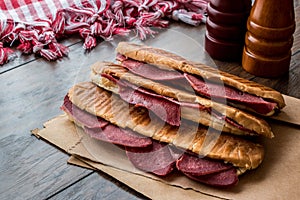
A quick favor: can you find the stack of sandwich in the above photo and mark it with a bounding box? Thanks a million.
[61,42,285,187]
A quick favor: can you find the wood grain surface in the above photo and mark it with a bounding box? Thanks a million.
[0,3,299,199]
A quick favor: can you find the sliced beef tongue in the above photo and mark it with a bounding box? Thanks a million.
[184,73,277,115]
[183,168,239,187]
[84,125,152,148]
[176,153,233,176]
[62,95,109,129]
[117,54,184,81]
[103,74,181,126]
[177,153,238,187]
[125,141,176,176]
[119,86,181,126]
[62,95,152,148]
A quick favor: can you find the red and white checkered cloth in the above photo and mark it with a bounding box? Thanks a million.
[0,0,209,65]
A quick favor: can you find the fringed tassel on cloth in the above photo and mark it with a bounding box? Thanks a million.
[0,42,15,65]
[0,0,209,65]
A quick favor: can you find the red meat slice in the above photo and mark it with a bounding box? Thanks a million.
[117,54,184,80]
[176,153,233,176]
[102,74,181,126]
[61,95,109,129]
[62,95,152,148]
[119,86,181,126]
[184,73,277,115]
[84,126,152,148]
[126,141,176,176]
[183,168,239,187]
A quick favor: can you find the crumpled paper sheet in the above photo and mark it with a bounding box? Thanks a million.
[33,114,300,200]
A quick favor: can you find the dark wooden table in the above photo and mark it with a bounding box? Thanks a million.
[1,3,299,199]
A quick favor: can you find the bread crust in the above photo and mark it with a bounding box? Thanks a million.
[67,82,264,170]
[91,61,274,138]
[116,42,285,109]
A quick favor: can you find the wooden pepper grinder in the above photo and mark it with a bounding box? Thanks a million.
[204,0,252,61]
[242,0,295,77]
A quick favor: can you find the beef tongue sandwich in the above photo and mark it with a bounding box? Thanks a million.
[115,42,285,117]
[62,82,265,187]
[91,61,273,138]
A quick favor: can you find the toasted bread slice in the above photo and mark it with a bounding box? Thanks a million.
[90,61,273,138]
[67,82,264,170]
[116,42,285,110]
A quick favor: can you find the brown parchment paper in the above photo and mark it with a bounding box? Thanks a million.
[67,156,219,200]
[34,114,300,200]
[272,95,300,126]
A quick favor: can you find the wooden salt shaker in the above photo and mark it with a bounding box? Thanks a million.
[242,0,295,77]
[204,0,252,61]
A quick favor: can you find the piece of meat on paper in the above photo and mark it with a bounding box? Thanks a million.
[126,141,176,176]
[183,168,238,187]
[176,153,233,176]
